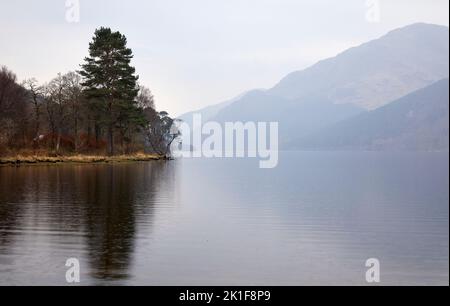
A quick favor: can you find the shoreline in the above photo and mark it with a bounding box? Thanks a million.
[0,153,166,167]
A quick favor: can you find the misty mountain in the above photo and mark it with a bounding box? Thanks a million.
[178,91,255,128]
[290,79,449,151]
[270,23,449,110]
[213,90,365,144]
[179,23,449,150]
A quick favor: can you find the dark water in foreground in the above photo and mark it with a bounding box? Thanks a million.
[0,152,448,286]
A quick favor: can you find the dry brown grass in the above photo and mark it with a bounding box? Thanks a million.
[0,153,163,166]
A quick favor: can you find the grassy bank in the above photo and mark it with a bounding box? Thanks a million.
[0,153,165,166]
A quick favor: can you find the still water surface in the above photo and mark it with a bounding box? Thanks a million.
[0,152,448,285]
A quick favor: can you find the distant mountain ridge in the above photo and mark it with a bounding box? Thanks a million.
[213,90,366,145]
[179,23,449,151]
[178,90,265,129]
[270,23,449,110]
[290,79,449,151]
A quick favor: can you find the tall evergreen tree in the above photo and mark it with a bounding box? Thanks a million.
[80,27,142,155]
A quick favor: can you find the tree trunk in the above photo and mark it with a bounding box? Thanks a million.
[108,125,114,156]
[73,113,78,152]
[56,132,61,154]
[34,104,40,141]
[95,122,100,149]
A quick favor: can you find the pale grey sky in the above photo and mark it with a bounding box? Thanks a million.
[0,0,448,116]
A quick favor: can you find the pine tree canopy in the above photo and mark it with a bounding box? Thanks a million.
[79,27,146,155]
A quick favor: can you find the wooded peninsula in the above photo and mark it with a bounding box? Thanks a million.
[0,27,178,164]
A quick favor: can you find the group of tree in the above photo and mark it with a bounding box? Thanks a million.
[0,27,178,157]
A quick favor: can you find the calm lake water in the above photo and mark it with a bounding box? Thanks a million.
[0,152,448,286]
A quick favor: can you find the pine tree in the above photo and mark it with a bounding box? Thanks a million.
[80,27,142,155]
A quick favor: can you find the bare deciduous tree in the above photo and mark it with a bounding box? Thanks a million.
[23,78,44,143]
[0,66,28,151]
[136,86,155,110]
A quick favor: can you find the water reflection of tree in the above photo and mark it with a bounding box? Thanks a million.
[0,168,28,248]
[79,162,173,281]
[0,161,177,284]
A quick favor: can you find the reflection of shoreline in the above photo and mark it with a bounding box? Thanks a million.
[0,162,178,284]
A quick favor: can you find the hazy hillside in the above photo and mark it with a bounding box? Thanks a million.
[178,91,250,125]
[213,90,365,144]
[179,23,449,150]
[177,91,256,151]
[291,79,449,151]
[270,23,449,110]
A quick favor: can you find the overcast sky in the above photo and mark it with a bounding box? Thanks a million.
[0,0,448,116]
